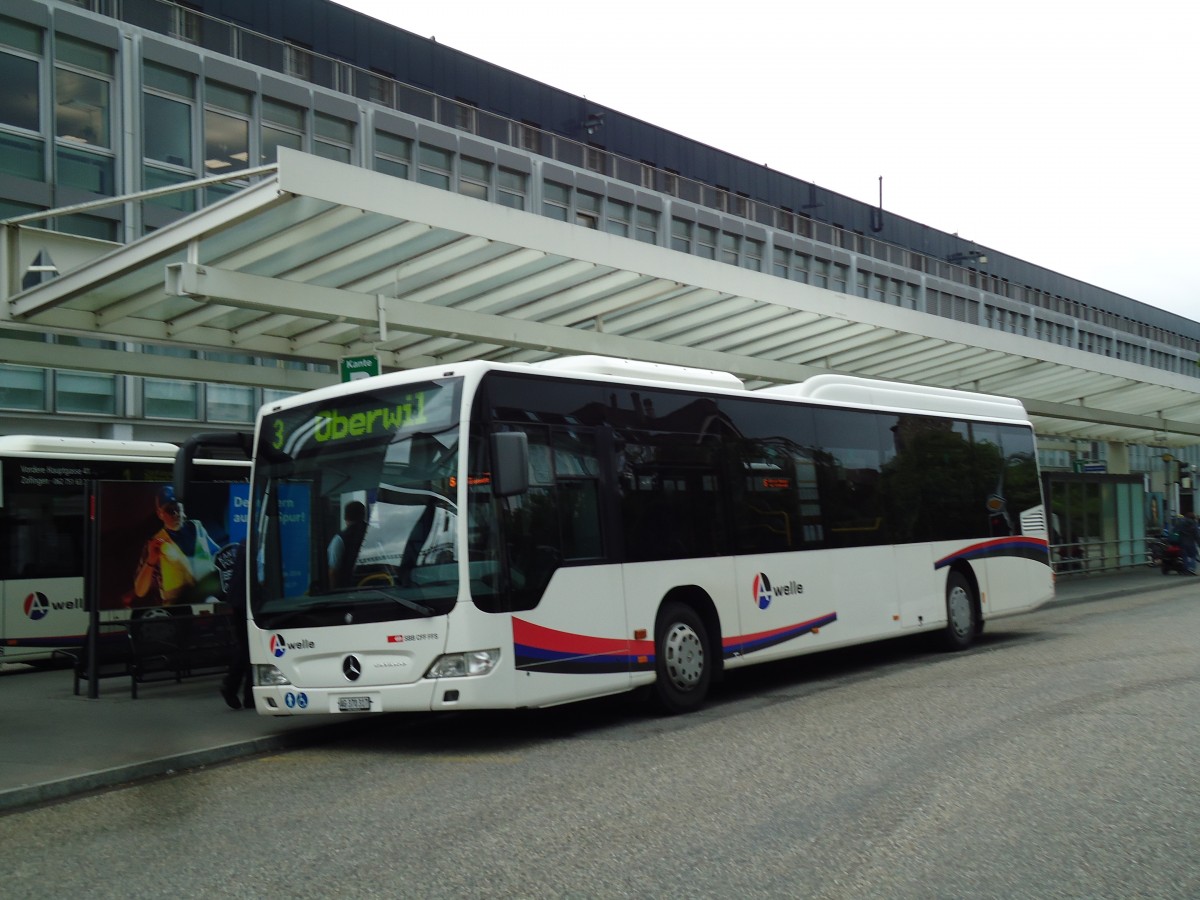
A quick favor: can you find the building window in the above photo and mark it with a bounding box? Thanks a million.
[812,257,829,288]
[542,181,569,221]
[374,130,411,178]
[576,190,601,229]
[55,36,110,147]
[635,207,658,244]
[831,262,849,293]
[719,231,739,265]
[56,370,117,415]
[145,378,199,420]
[263,387,297,406]
[204,81,251,174]
[605,199,631,236]
[459,156,490,200]
[144,62,192,151]
[743,237,763,271]
[417,143,452,189]
[0,12,43,66]
[0,132,44,181]
[206,384,255,422]
[54,35,113,194]
[143,62,194,210]
[314,112,354,163]
[791,252,810,283]
[143,166,196,213]
[696,224,717,259]
[144,92,193,168]
[773,246,790,278]
[57,144,114,195]
[671,217,691,253]
[497,167,526,210]
[261,98,304,164]
[0,365,46,410]
[58,212,117,240]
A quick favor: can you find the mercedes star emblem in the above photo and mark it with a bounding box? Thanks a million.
[343,655,362,681]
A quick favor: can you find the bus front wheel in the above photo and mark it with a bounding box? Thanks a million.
[652,602,711,714]
[941,571,977,651]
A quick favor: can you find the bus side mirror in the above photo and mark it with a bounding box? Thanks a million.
[491,432,529,497]
[174,430,253,504]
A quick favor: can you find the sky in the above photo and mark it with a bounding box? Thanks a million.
[332,0,1199,321]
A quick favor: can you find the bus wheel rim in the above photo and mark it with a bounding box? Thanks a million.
[948,584,972,636]
[664,622,704,690]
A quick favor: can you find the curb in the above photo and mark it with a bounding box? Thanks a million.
[1048,570,1196,608]
[0,723,345,815]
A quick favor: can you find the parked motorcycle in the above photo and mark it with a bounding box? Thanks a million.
[1161,539,1187,574]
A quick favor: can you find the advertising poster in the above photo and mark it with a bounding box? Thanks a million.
[1146,491,1165,535]
[96,481,248,611]
[270,482,312,600]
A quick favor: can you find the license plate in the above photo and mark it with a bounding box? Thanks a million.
[337,696,372,712]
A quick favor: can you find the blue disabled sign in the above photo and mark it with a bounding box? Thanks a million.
[340,354,380,382]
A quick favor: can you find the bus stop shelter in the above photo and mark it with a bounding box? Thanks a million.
[5,148,1200,450]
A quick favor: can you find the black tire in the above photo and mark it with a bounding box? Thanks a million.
[651,601,711,714]
[941,570,977,651]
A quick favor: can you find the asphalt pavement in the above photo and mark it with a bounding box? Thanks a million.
[0,567,1188,814]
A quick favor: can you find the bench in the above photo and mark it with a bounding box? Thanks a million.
[73,612,237,699]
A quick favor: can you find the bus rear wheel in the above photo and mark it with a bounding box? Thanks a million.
[652,602,711,714]
[941,571,977,651]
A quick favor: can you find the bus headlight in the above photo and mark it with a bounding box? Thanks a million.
[254,664,292,686]
[425,649,501,679]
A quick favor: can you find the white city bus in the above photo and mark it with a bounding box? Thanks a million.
[0,435,245,665]
[213,355,1053,716]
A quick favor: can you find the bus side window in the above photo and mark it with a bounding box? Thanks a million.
[552,429,603,560]
[619,431,725,561]
[812,407,888,548]
[1,489,84,579]
[733,440,798,554]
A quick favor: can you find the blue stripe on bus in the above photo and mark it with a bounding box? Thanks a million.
[934,536,1051,569]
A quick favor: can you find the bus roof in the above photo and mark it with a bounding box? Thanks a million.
[256,355,1029,426]
[531,355,746,391]
[757,373,1029,422]
[0,435,179,460]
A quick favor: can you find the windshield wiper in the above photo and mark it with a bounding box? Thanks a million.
[349,586,436,617]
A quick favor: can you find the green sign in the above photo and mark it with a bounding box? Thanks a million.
[340,354,380,382]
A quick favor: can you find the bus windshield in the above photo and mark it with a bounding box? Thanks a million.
[251,378,462,629]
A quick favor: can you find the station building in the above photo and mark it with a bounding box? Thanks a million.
[3,0,1200,571]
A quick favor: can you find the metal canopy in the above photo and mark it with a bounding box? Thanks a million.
[6,148,1200,447]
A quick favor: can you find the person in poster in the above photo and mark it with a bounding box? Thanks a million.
[133,485,221,604]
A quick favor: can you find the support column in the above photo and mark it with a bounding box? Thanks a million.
[1105,442,1130,475]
